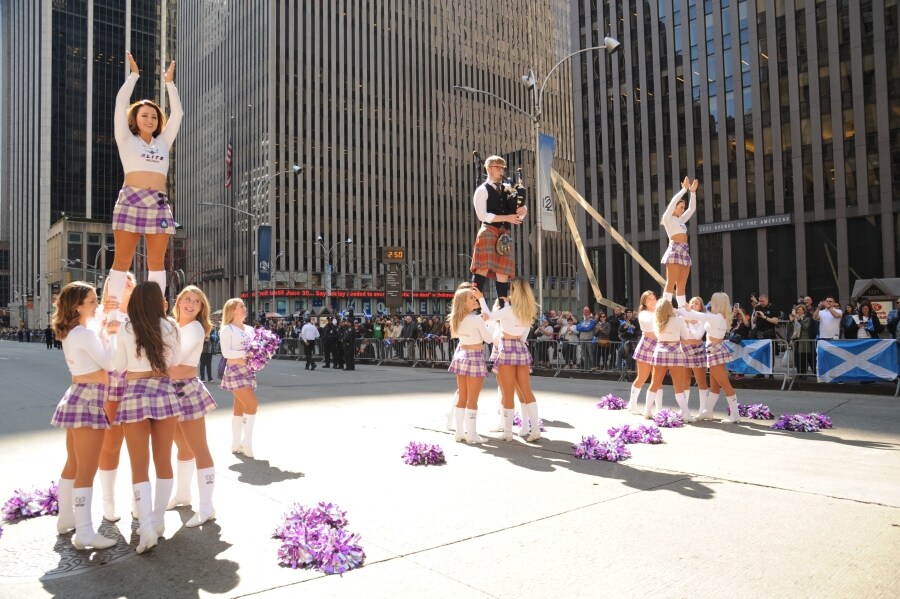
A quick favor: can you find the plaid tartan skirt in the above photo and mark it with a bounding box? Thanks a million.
[649,341,687,368]
[471,225,515,280]
[707,341,731,367]
[221,363,257,391]
[661,240,692,267]
[114,377,181,424]
[493,338,533,367]
[51,383,111,430]
[448,347,488,378]
[107,370,127,402]
[632,336,657,363]
[112,185,176,235]
[682,342,707,369]
[172,377,218,421]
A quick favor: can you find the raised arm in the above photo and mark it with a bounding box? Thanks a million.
[114,53,141,144]
[662,180,689,222]
[156,61,182,148]
[681,179,698,222]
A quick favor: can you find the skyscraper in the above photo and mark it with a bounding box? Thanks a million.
[175,1,578,316]
[574,0,899,310]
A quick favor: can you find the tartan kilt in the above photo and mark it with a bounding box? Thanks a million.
[51,383,111,430]
[494,338,533,367]
[632,336,657,363]
[112,185,176,235]
[649,341,687,367]
[172,377,218,421]
[706,342,731,367]
[107,370,127,402]
[448,347,488,378]
[661,240,692,267]
[114,377,181,424]
[221,363,257,391]
[471,225,515,280]
[682,342,708,369]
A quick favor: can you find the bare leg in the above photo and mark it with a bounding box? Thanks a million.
[177,418,213,470]
[72,428,106,487]
[111,230,141,271]
[122,420,152,484]
[144,234,170,271]
[149,417,177,479]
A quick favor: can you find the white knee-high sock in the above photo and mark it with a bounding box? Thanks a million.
[628,384,641,411]
[662,291,673,302]
[168,459,194,508]
[231,416,243,451]
[676,295,687,308]
[242,414,256,454]
[643,390,657,417]
[152,478,173,531]
[148,270,166,294]
[195,467,215,515]
[98,469,119,521]
[57,478,75,533]
[454,407,465,441]
[107,269,128,322]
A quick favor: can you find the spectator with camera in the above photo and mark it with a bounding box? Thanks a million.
[843,299,884,339]
[616,308,641,371]
[575,306,597,370]
[813,295,842,340]
[749,293,779,339]
[789,304,814,375]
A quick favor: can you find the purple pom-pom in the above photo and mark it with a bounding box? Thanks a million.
[2,488,43,521]
[512,412,546,431]
[572,435,631,462]
[735,403,774,420]
[771,412,834,432]
[652,409,684,428]
[401,441,446,466]
[275,501,365,573]
[596,394,628,410]
[811,413,833,429]
[243,328,281,372]
[35,481,59,516]
[607,424,664,444]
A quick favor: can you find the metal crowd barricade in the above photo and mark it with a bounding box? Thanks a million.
[276,338,303,361]
[416,336,453,368]
[783,338,817,391]
[354,338,379,364]
[529,339,560,371]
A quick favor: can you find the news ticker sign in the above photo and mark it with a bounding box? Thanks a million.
[698,213,792,234]
[240,289,455,300]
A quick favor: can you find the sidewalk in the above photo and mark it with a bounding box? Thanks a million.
[0,342,898,598]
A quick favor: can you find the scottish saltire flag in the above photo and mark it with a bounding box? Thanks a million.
[816,339,898,383]
[724,340,773,375]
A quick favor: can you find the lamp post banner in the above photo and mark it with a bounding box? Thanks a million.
[538,133,558,231]
[257,225,272,282]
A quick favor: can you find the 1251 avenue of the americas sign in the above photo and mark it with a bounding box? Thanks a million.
[698,214,792,235]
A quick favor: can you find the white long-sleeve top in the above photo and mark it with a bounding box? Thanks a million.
[115,73,183,176]
[220,323,254,359]
[176,320,205,367]
[661,187,696,239]
[113,318,181,372]
[678,309,729,338]
[654,314,690,342]
[684,318,706,341]
[454,310,495,345]
[62,326,115,376]
[637,310,655,336]
[480,298,531,341]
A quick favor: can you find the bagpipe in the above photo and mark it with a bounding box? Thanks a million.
[496,167,527,256]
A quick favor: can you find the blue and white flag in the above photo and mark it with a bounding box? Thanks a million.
[725,339,773,375]
[816,339,898,383]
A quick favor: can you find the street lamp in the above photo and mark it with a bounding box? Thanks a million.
[270,250,284,310]
[562,261,578,312]
[202,163,301,320]
[315,235,353,312]
[453,37,621,310]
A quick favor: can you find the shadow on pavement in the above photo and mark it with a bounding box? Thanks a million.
[228,455,305,486]
[716,419,900,451]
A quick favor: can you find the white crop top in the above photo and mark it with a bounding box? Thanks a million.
[679,309,728,339]
[637,310,655,336]
[654,314,690,342]
[661,188,696,239]
[480,299,531,340]
[454,312,495,345]
[177,321,205,367]
[113,318,181,372]
[115,74,183,176]
[62,326,115,376]
[685,318,706,341]
[220,324,253,359]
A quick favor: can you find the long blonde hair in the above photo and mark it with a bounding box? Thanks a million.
[173,285,213,338]
[690,296,706,312]
[708,292,732,322]
[655,298,675,333]
[508,279,538,327]
[639,290,657,313]
[449,287,473,338]
[220,298,244,331]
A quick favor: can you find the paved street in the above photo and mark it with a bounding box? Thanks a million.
[0,340,898,599]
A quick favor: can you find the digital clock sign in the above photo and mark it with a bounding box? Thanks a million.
[381,247,406,263]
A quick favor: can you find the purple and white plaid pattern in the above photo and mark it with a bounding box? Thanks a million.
[114,377,181,424]
[112,185,176,235]
[682,342,707,368]
[706,341,731,367]
[221,363,257,391]
[649,341,687,367]
[107,370,127,402]
[172,377,218,421]
[448,347,488,378]
[632,336,657,363]
[51,383,110,430]
[660,241,692,266]
[493,338,533,367]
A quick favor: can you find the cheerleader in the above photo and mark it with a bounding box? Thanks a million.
[647,299,693,422]
[680,296,711,419]
[483,279,540,442]
[660,177,698,308]
[448,285,494,444]
[678,292,740,422]
[51,282,119,550]
[113,282,182,554]
[219,298,259,458]
[166,286,218,526]
[96,272,136,523]
[628,291,658,416]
